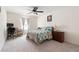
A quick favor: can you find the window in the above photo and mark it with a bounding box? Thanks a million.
[21,17,28,31]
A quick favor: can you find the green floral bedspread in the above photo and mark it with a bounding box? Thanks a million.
[27,27,53,44]
[36,30,52,43]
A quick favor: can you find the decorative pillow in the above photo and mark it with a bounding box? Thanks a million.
[37,27,42,29]
[46,27,52,32]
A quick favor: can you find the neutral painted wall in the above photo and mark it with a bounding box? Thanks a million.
[7,12,22,29]
[0,7,7,50]
[38,13,54,27]
[38,7,79,45]
[28,15,38,30]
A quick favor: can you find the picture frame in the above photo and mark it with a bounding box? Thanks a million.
[47,15,52,22]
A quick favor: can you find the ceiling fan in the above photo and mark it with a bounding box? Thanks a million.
[27,7,44,15]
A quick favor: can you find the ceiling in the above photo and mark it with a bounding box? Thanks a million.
[5,6,66,15]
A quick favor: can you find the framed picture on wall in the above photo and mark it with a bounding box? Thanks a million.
[47,15,52,22]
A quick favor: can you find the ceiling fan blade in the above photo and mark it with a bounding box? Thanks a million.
[36,11,44,13]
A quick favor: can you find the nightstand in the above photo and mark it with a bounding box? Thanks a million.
[52,31,64,43]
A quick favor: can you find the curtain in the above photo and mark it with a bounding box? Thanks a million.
[21,17,28,31]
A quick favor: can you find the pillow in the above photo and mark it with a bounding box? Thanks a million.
[46,27,52,32]
[40,27,46,31]
[37,27,42,29]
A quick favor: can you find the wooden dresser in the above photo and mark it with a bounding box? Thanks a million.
[52,31,64,43]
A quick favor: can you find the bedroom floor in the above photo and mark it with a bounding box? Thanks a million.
[1,35,79,52]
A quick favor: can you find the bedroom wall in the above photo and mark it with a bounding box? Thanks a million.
[0,7,7,50]
[38,13,54,27]
[7,12,22,29]
[28,15,38,30]
[38,7,79,46]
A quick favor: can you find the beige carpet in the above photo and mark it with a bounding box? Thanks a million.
[1,35,79,52]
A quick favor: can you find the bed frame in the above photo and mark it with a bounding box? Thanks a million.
[27,27,64,43]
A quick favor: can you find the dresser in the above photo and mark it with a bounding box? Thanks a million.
[52,31,64,43]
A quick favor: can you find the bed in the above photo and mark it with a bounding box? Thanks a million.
[27,27,54,44]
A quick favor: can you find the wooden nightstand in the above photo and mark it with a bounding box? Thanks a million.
[52,31,64,43]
